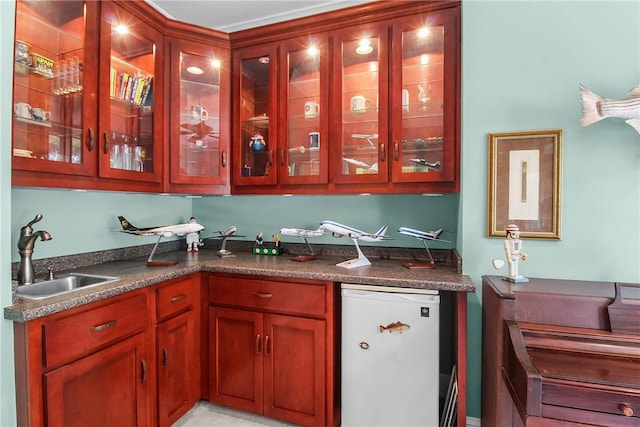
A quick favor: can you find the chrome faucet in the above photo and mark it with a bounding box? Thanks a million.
[17,214,52,285]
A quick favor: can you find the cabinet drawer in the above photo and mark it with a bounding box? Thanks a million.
[157,276,198,320]
[43,293,147,368]
[210,276,326,318]
[543,382,640,423]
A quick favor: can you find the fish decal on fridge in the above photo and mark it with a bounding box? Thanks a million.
[579,84,640,134]
[379,321,411,333]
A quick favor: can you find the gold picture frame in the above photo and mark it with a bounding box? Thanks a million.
[487,129,562,239]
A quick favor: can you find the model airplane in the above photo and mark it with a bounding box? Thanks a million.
[409,159,441,171]
[279,227,324,261]
[210,226,245,257]
[342,157,378,173]
[397,226,449,269]
[319,220,390,268]
[118,216,205,266]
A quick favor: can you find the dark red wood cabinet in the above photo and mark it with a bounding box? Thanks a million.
[482,275,640,426]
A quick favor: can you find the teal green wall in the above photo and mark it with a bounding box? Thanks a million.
[460,0,640,419]
[2,1,639,424]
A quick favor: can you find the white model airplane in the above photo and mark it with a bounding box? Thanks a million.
[210,226,245,257]
[409,159,441,171]
[279,227,324,261]
[319,220,390,268]
[397,226,449,269]
[118,216,205,266]
[397,227,449,242]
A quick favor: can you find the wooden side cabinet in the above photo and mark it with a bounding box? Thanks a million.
[13,290,151,427]
[208,274,337,427]
[155,274,201,427]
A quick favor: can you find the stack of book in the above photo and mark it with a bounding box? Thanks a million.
[110,68,153,106]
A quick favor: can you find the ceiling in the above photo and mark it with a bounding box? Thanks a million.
[148,0,374,32]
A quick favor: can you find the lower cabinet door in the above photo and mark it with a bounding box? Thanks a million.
[264,314,326,427]
[43,333,150,427]
[157,309,198,427]
[209,307,264,413]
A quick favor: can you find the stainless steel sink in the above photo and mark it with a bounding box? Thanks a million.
[16,273,120,300]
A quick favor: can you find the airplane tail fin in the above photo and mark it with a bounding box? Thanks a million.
[118,216,139,232]
[433,228,443,238]
[374,225,388,238]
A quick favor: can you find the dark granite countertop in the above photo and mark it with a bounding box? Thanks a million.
[5,246,475,323]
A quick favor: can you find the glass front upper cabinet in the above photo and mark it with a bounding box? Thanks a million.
[390,11,456,184]
[169,40,228,189]
[279,38,328,185]
[332,26,389,184]
[234,45,278,185]
[12,0,98,175]
[98,2,162,183]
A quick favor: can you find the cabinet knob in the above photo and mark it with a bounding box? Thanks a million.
[619,403,634,417]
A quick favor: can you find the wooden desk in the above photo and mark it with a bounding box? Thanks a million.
[481,275,639,426]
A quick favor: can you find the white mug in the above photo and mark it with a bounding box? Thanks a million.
[304,101,320,119]
[14,102,31,119]
[309,132,320,149]
[350,95,371,112]
[31,108,51,122]
[191,105,208,122]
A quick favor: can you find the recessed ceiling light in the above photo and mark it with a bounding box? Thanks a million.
[211,59,221,68]
[114,24,129,35]
[356,39,373,55]
[258,57,270,64]
[186,66,204,75]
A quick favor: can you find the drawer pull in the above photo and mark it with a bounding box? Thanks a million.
[161,347,169,368]
[170,293,186,303]
[256,334,261,354]
[90,320,116,332]
[619,403,634,417]
[141,359,147,383]
[255,292,273,299]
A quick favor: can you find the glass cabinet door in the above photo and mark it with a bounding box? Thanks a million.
[234,45,278,186]
[332,26,389,184]
[390,10,456,183]
[12,0,97,175]
[98,2,162,183]
[170,40,228,187]
[279,38,328,185]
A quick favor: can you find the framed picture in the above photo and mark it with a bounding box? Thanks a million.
[487,129,562,239]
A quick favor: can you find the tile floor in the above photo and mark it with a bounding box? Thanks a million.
[172,401,299,427]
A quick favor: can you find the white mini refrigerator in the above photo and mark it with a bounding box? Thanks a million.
[341,284,440,427]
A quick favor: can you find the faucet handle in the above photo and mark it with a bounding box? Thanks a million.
[26,214,44,228]
[46,267,56,281]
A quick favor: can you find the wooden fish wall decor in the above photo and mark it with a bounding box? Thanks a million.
[580,84,640,134]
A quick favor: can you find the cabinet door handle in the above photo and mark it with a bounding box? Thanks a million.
[103,132,110,154]
[141,358,147,383]
[161,347,169,368]
[268,149,274,166]
[394,141,399,161]
[88,128,95,152]
[221,151,227,167]
[280,149,285,166]
[619,403,634,417]
[255,292,272,299]
[264,335,270,356]
[170,293,186,303]
[256,334,261,354]
[89,319,116,332]
[380,143,385,162]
